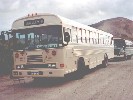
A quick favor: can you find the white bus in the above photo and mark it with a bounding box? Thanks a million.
[114,38,133,60]
[11,13,114,79]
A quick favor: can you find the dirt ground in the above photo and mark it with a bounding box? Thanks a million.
[0,58,133,100]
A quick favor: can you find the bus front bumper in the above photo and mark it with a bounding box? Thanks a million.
[12,69,65,78]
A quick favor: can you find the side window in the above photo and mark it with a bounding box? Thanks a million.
[77,28,82,43]
[71,27,77,43]
[88,31,90,43]
[79,29,82,43]
[76,27,78,43]
[98,33,99,44]
[90,31,93,44]
[94,32,97,44]
[103,36,105,44]
[107,36,110,45]
[81,29,83,43]
[85,30,87,43]
[86,30,90,43]
[92,32,95,44]
[96,33,98,44]
[99,34,103,45]
[82,29,86,43]
[70,29,72,42]
[105,35,108,45]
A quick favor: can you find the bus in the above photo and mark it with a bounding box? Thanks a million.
[10,13,114,79]
[114,38,133,60]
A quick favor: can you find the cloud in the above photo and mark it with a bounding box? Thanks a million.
[0,0,133,31]
[0,0,21,12]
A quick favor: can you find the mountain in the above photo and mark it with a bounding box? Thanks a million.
[90,17,133,40]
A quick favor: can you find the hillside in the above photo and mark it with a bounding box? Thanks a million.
[90,17,133,40]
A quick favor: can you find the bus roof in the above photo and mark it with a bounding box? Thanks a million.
[12,13,112,36]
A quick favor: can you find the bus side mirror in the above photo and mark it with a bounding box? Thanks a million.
[111,37,113,40]
[64,32,70,43]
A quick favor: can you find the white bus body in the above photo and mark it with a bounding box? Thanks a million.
[11,13,114,79]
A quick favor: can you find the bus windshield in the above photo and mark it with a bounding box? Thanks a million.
[114,39,126,48]
[13,25,63,50]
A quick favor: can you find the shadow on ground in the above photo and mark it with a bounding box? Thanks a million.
[15,65,104,88]
[109,57,126,62]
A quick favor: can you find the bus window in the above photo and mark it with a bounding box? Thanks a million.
[85,30,87,43]
[78,29,82,43]
[90,31,93,44]
[95,32,98,44]
[88,31,90,43]
[72,27,78,43]
[80,29,83,43]
[15,33,26,49]
[13,25,62,50]
[98,33,99,44]
[93,32,95,44]
[82,29,86,43]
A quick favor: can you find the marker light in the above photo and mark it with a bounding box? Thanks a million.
[20,51,24,56]
[60,64,64,68]
[52,50,56,56]
[15,53,19,58]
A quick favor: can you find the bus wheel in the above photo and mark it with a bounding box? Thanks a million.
[102,55,108,68]
[127,55,132,60]
[76,58,86,79]
[124,53,127,60]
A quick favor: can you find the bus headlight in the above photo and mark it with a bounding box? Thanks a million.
[48,63,56,68]
[16,65,24,69]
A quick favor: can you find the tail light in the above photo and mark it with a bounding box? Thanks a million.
[52,50,56,56]
[15,53,19,58]
[45,49,49,53]
[60,64,64,68]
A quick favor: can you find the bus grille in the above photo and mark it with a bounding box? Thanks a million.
[27,55,43,62]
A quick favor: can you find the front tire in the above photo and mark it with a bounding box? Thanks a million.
[75,58,86,79]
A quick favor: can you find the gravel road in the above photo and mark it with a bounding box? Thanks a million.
[0,58,133,100]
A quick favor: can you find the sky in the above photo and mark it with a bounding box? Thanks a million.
[0,0,133,32]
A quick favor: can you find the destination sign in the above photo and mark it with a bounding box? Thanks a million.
[24,18,44,26]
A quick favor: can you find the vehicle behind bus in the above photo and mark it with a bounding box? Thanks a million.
[114,38,133,60]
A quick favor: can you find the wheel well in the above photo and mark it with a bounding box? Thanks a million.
[77,57,85,68]
[78,57,84,61]
[104,53,108,59]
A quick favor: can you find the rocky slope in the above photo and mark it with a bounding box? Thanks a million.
[90,17,133,40]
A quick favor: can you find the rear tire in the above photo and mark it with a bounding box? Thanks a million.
[127,55,132,60]
[124,53,127,60]
[102,55,108,68]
